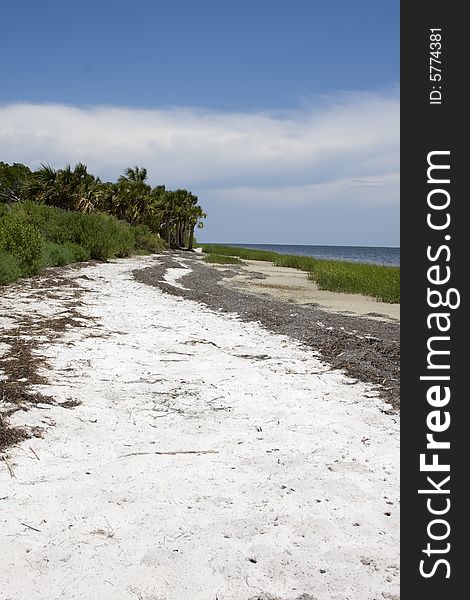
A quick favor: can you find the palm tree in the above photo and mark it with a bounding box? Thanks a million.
[118,166,148,184]
[62,163,98,212]
[28,163,99,212]
[158,188,205,249]
[115,166,154,224]
[158,190,179,245]
[187,205,206,250]
[27,164,59,206]
[20,161,206,249]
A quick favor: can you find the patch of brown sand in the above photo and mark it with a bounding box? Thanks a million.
[217,259,400,322]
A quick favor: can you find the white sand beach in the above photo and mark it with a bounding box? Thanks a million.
[0,256,399,600]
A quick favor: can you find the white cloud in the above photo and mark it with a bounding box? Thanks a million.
[204,171,399,207]
[0,91,399,244]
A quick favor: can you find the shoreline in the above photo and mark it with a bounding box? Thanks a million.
[0,253,399,599]
[200,244,400,305]
[135,251,400,409]
[213,258,400,322]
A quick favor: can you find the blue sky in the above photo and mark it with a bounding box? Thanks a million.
[0,0,399,245]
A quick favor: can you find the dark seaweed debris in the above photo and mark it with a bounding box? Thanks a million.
[134,252,400,410]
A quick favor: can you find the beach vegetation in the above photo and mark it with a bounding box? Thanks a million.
[203,253,242,265]
[200,244,278,262]
[307,260,400,304]
[0,160,207,284]
[0,202,165,284]
[200,244,400,303]
[0,252,22,284]
[1,161,206,252]
[0,216,43,275]
[0,161,32,203]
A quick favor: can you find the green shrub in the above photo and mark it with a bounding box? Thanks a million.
[0,252,23,284]
[12,201,71,244]
[6,202,138,260]
[132,224,166,253]
[0,201,165,285]
[0,218,43,275]
[63,242,90,262]
[47,210,134,260]
[41,242,76,267]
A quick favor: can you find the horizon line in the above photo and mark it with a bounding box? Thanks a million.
[202,242,400,249]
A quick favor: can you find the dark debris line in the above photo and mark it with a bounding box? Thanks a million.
[1,253,399,452]
[0,272,88,452]
[133,252,400,410]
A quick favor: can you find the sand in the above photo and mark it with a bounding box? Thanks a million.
[217,260,400,322]
[135,253,400,409]
[0,256,399,600]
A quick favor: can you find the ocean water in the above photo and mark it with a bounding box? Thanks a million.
[226,244,400,266]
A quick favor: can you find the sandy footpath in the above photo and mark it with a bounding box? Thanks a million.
[0,256,399,600]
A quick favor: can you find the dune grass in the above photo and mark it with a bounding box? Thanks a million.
[201,244,278,262]
[200,244,400,303]
[203,253,242,265]
[307,260,400,303]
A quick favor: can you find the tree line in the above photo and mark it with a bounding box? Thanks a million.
[0,161,206,250]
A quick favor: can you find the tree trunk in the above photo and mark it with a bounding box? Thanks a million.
[188,227,195,251]
[175,222,181,248]
[165,222,171,245]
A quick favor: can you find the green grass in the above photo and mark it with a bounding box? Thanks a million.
[0,202,166,285]
[200,244,278,262]
[308,260,400,303]
[272,253,319,272]
[200,244,400,303]
[203,253,242,265]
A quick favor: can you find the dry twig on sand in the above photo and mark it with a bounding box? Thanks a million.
[119,449,219,458]
[20,522,41,533]
[2,456,16,478]
[29,446,40,460]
